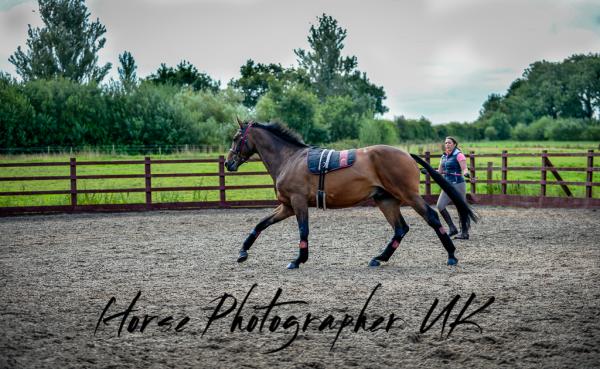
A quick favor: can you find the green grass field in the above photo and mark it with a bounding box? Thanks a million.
[1,141,598,207]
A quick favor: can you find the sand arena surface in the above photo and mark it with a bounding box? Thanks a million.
[1,206,599,368]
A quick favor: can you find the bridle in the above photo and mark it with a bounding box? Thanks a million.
[230,122,253,162]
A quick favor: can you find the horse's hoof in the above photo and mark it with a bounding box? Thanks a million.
[287,262,299,269]
[369,259,381,267]
[447,257,458,266]
[237,250,248,263]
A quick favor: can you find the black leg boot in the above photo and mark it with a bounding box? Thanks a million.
[454,230,469,240]
[439,208,458,237]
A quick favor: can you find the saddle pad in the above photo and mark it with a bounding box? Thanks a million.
[307,148,357,174]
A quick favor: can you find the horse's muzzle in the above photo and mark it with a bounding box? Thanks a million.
[225,160,238,172]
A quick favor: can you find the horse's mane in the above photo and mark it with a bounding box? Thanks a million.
[252,121,308,148]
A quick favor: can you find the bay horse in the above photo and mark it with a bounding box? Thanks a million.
[225,120,477,269]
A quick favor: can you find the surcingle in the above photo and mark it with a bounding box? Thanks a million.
[307,148,357,210]
[307,148,357,174]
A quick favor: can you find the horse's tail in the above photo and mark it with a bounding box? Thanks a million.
[410,153,478,232]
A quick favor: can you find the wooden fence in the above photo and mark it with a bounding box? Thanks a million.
[421,150,599,208]
[0,150,599,215]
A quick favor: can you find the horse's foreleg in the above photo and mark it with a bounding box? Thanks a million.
[410,196,458,266]
[238,204,293,262]
[369,196,410,267]
[287,198,309,269]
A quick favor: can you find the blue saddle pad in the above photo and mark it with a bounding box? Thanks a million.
[307,148,357,174]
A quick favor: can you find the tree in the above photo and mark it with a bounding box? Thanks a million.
[481,112,511,140]
[118,51,137,92]
[316,95,361,141]
[255,83,325,144]
[294,14,387,114]
[9,0,111,83]
[565,54,600,119]
[516,60,583,120]
[0,73,35,147]
[479,93,505,119]
[229,59,310,108]
[147,61,220,93]
[343,70,387,115]
[294,14,357,101]
[395,116,436,141]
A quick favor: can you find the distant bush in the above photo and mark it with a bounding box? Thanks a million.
[543,118,586,140]
[0,75,35,147]
[582,122,600,140]
[511,123,530,140]
[316,95,362,142]
[359,118,397,146]
[0,78,248,148]
[255,83,327,144]
[526,116,553,140]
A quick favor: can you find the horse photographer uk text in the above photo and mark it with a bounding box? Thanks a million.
[94,283,495,352]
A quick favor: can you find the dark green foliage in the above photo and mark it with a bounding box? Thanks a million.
[255,83,325,144]
[0,78,246,148]
[359,118,398,146]
[118,51,137,92]
[511,123,530,141]
[147,61,220,93]
[527,116,553,140]
[229,59,310,108]
[481,54,600,123]
[565,54,600,119]
[229,14,387,142]
[294,14,387,115]
[436,121,485,142]
[9,0,111,83]
[21,78,109,145]
[395,116,437,141]
[483,112,512,140]
[317,95,361,141]
[343,71,387,115]
[294,13,357,101]
[543,118,587,140]
[0,74,35,147]
[583,121,600,141]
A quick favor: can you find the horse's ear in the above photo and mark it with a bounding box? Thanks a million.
[236,116,243,128]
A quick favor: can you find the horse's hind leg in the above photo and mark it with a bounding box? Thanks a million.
[408,194,458,266]
[369,193,410,267]
[238,204,294,262]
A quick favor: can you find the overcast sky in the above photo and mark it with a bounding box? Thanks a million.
[1,0,599,123]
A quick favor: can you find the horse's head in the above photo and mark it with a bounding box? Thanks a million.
[225,118,256,172]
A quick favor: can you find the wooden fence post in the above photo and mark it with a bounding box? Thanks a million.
[586,150,594,198]
[70,157,77,207]
[145,157,152,209]
[219,156,226,207]
[501,150,508,195]
[425,151,431,196]
[469,150,476,194]
[487,162,493,195]
[541,150,547,197]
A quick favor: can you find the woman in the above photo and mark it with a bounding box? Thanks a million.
[436,136,470,239]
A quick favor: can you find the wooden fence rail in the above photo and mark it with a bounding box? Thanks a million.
[1,150,599,215]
